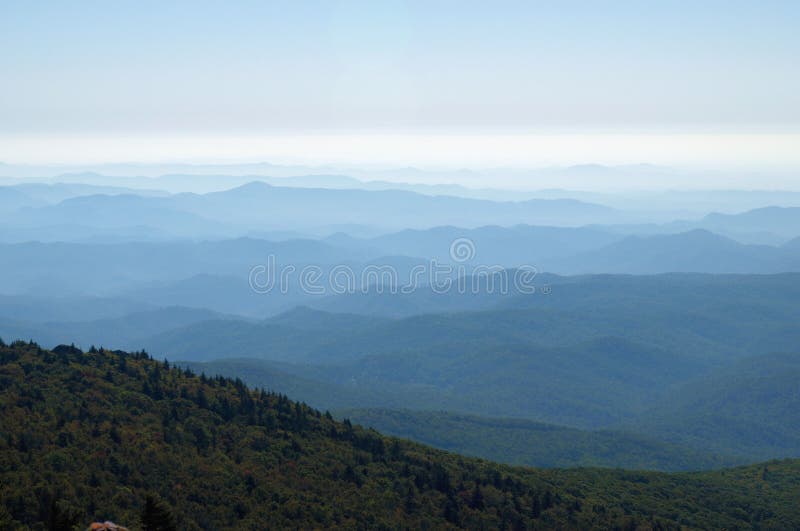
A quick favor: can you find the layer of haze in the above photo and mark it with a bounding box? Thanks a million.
[1,1,799,183]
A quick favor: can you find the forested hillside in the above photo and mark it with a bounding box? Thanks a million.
[3,340,800,530]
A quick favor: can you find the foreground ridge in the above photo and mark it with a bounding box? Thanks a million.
[2,339,800,530]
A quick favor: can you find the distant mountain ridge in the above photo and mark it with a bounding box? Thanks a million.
[550,229,800,274]
[1,181,627,239]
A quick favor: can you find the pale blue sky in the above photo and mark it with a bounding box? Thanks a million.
[2,0,799,135]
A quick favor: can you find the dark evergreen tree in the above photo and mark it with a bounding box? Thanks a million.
[141,495,177,531]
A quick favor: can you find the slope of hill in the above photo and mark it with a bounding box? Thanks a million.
[3,341,800,529]
[10,182,168,203]
[182,357,397,412]
[358,224,623,266]
[699,206,800,240]
[552,229,796,274]
[0,187,43,214]
[783,236,800,250]
[0,223,176,244]
[267,306,392,331]
[0,238,360,296]
[121,274,294,318]
[0,294,153,323]
[308,271,800,320]
[4,193,231,239]
[142,319,336,362]
[633,352,800,460]
[340,409,734,472]
[306,281,517,318]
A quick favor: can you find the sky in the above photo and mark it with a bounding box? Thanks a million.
[1,0,799,170]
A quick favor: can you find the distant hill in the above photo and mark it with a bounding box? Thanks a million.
[267,305,391,331]
[141,319,333,362]
[173,181,623,229]
[0,306,224,351]
[3,341,800,529]
[359,224,623,266]
[341,409,735,471]
[305,274,523,317]
[10,182,168,203]
[121,274,296,318]
[633,352,800,460]
[3,193,232,239]
[2,182,625,239]
[783,236,800,250]
[699,206,800,240]
[0,222,175,244]
[181,356,397,412]
[0,294,152,323]
[0,186,43,214]
[0,238,359,296]
[551,229,799,274]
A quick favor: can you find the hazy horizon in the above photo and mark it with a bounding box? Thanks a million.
[1,142,799,191]
[4,1,798,190]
